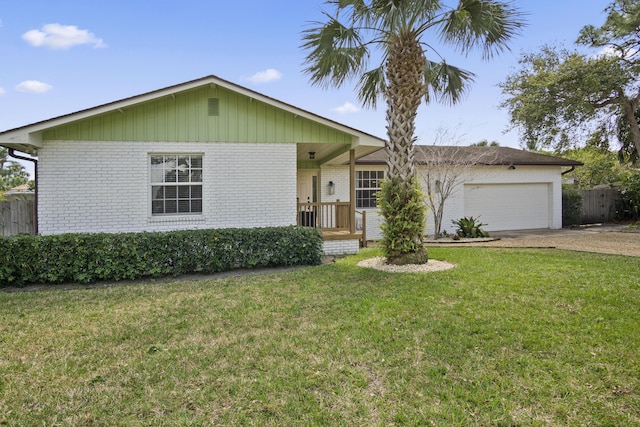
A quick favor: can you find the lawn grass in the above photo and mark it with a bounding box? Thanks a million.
[1,247,639,426]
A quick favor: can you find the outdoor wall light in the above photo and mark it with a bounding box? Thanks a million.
[328,181,335,195]
[508,165,516,170]
[308,151,316,160]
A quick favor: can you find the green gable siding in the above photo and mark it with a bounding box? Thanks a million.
[42,85,353,145]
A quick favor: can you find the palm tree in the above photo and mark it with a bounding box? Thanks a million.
[302,0,524,264]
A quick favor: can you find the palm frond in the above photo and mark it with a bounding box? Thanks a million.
[424,60,476,105]
[365,0,442,37]
[440,0,526,60]
[356,66,387,108]
[301,12,370,89]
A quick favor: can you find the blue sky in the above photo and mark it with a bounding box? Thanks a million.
[1,0,610,176]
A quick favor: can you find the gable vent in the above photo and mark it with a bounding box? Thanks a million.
[208,98,220,116]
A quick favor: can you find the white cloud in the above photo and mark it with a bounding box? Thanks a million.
[595,46,620,58]
[22,23,106,49]
[333,102,361,114]
[593,45,639,60]
[247,69,282,84]
[16,80,53,94]
[0,86,5,95]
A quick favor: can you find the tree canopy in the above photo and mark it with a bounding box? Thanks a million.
[0,148,29,192]
[561,146,631,188]
[499,0,640,162]
[470,139,500,146]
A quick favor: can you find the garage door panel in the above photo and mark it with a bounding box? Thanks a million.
[464,184,549,231]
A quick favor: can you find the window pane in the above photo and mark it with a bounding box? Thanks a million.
[178,156,189,168]
[191,199,202,213]
[150,167,164,183]
[165,186,177,199]
[178,170,190,182]
[152,201,164,214]
[178,186,190,198]
[165,200,177,213]
[191,156,202,168]
[164,170,177,182]
[178,200,191,213]
[150,155,164,165]
[152,186,164,200]
[191,185,202,198]
[190,170,202,182]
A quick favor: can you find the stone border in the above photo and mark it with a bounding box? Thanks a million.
[423,237,500,244]
[357,257,456,273]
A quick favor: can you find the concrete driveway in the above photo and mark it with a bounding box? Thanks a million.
[438,224,640,257]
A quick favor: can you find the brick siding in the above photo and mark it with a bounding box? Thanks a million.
[37,141,297,234]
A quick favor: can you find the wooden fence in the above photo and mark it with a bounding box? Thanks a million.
[581,188,620,224]
[0,199,36,237]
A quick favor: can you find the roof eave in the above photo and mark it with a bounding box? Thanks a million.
[0,75,386,152]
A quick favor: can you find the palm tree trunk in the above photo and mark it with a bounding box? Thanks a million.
[380,33,428,264]
[384,34,426,181]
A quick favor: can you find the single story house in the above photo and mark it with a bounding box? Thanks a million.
[0,75,581,254]
[0,75,384,255]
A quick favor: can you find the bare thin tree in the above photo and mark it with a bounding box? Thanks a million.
[419,129,499,238]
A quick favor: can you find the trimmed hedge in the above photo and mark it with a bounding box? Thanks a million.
[0,226,323,287]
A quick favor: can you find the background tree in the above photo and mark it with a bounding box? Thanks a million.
[302,0,524,264]
[499,0,640,162]
[470,139,500,146]
[617,106,640,163]
[561,146,631,188]
[0,148,29,192]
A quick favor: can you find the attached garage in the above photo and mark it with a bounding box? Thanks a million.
[464,183,551,231]
[355,146,583,238]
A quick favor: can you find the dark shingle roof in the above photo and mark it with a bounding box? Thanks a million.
[357,146,583,167]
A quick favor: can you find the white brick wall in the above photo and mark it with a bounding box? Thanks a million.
[38,141,297,235]
[323,239,360,255]
[319,165,350,202]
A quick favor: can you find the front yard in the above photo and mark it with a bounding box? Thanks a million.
[1,246,638,426]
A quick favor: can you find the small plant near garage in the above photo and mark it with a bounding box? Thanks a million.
[562,186,583,226]
[452,216,490,238]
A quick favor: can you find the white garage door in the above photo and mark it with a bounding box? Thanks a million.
[463,183,550,231]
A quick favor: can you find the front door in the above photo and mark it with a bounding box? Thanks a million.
[297,170,318,227]
[297,170,318,205]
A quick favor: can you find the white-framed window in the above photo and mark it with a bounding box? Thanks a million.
[150,154,203,215]
[356,170,384,208]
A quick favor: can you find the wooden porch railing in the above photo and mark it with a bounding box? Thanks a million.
[297,201,367,247]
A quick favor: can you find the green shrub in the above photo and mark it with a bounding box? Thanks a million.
[562,187,583,226]
[378,176,427,264]
[616,173,640,221]
[0,226,323,287]
[452,216,489,238]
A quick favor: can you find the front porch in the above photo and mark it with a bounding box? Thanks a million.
[296,147,382,255]
[296,201,367,252]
